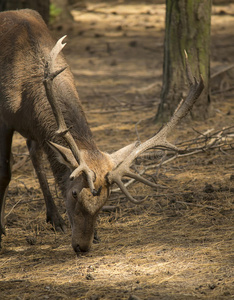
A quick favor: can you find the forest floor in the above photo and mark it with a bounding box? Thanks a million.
[0,1,234,299]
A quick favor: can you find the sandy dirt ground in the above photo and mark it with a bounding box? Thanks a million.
[0,1,234,299]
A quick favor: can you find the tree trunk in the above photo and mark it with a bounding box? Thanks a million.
[51,0,73,23]
[155,0,211,122]
[0,0,50,24]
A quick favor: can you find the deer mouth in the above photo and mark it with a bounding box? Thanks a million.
[73,243,90,255]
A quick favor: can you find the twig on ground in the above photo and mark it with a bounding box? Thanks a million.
[174,200,218,210]
[5,197,25,218]
[135,120,142,143]
[102,206,118,212]
[12,156,28,172]
[212,85,234,95]
[211,63,234,79]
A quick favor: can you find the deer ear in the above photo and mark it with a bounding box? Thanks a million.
[47,141,78,170]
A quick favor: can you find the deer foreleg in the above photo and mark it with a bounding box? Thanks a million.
[27,140,65,232]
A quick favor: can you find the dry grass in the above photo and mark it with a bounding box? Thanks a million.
[1,1,234,299]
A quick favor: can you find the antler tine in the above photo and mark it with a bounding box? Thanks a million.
[114,177,148,204]
[184,50,195,86]
[48,35,67,72]
[125,171,157,188]
[43,36,96,195]
[108,51,204,202]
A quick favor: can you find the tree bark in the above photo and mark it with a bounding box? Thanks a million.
[0,0,50,24]
[51,0,73,23]
[155,0,211,122]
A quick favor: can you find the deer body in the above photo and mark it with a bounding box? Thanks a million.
[0,9,113,252]
[0,9,204,255]
[0,10,92,148]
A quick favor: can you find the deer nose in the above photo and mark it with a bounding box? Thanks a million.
[73,244,89,255]
[73,244,81,255]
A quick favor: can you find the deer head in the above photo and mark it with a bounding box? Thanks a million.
[44,36,204,254]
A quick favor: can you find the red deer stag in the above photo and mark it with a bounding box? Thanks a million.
[0,9,204,254]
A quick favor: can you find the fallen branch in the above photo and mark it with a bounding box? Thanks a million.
[112,126,234,193]
[211,63,234,79]
[102,205,118,212]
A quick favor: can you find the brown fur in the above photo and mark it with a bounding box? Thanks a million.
[0,9,114,253]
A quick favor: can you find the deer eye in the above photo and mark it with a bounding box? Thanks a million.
[72,190,77,198]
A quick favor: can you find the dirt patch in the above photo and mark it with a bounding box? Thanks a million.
[0,1,234,299]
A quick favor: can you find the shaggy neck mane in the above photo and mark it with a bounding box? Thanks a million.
[43,76,100,195]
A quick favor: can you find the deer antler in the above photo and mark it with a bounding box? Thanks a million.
[43,36,97,196]
[108,51,204,203]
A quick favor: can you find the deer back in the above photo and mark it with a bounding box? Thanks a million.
[0,9,94,151]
